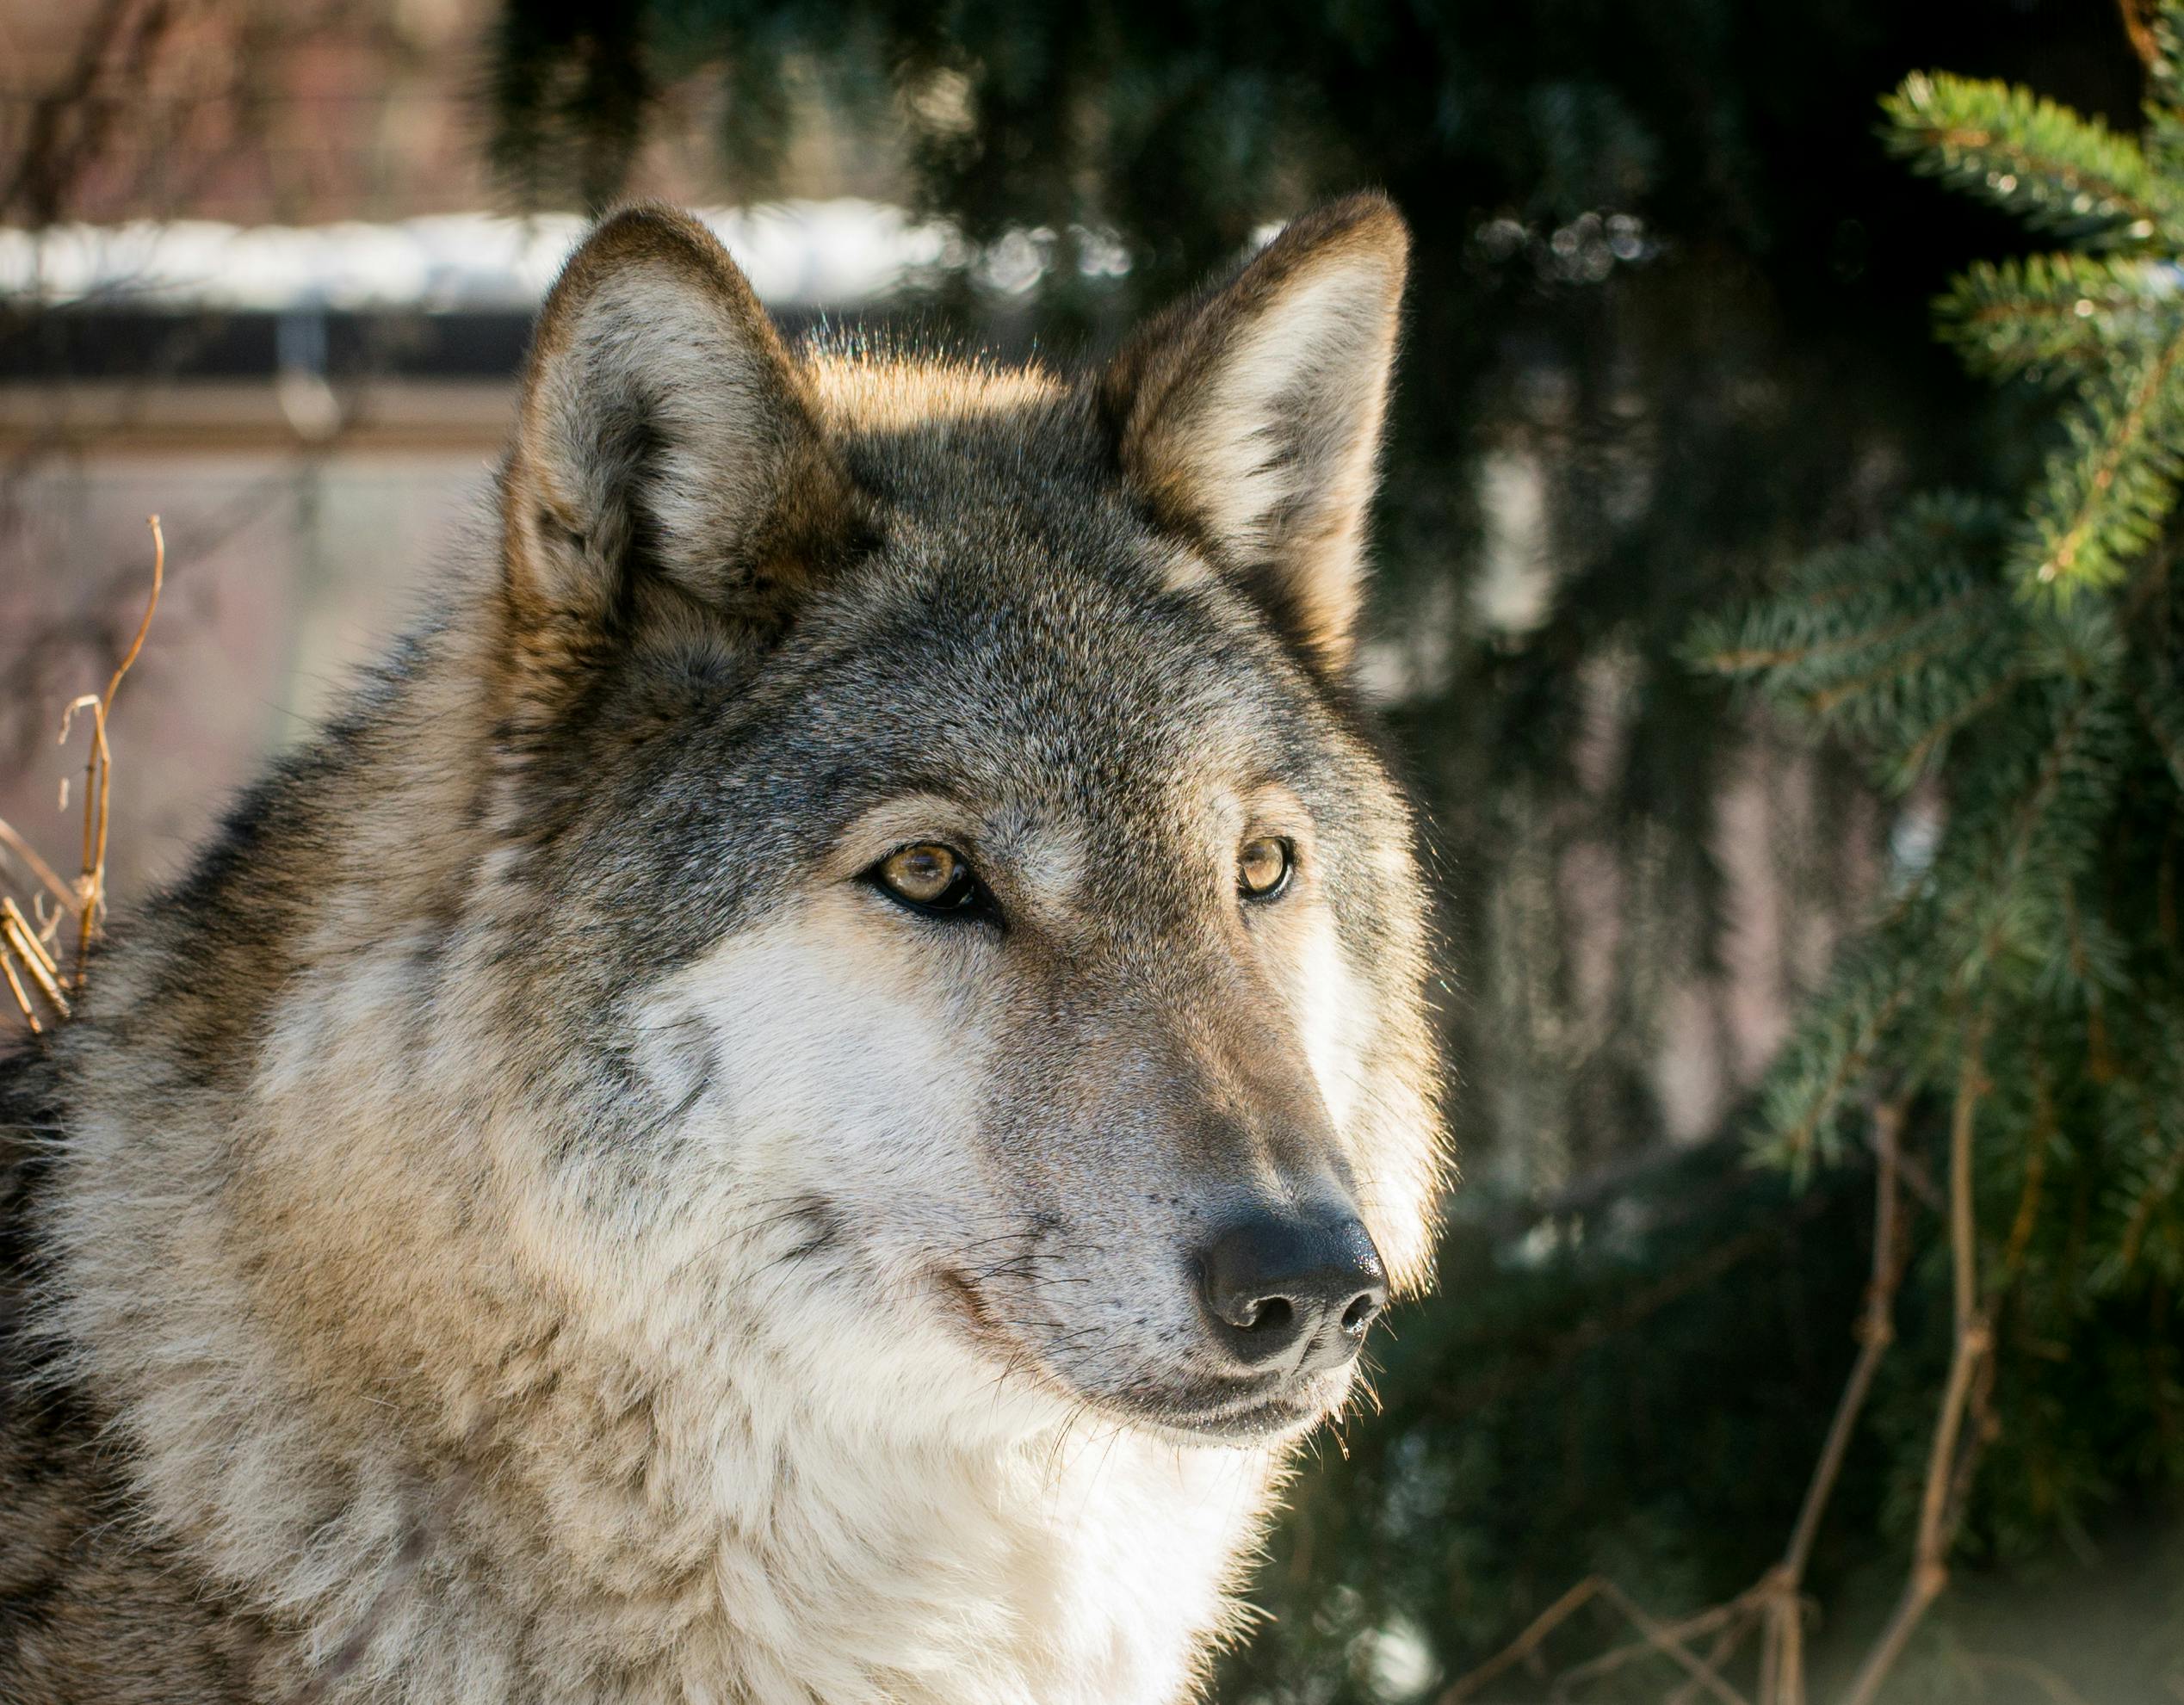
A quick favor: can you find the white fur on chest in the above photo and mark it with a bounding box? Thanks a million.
[683,1412,1270,1705]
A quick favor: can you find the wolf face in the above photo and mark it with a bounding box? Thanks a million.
[478,200,1445,1449]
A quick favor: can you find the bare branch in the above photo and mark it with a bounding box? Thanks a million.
[1841,1023,1995,1705]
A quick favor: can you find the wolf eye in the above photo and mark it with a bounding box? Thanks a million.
[1238,837,1293,901]
[870,843,993,921]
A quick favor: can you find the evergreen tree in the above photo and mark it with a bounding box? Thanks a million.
[1671,28,2184,1701]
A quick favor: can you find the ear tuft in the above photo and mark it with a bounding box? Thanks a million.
[1101,194,1408,676]
[503,206,859,645]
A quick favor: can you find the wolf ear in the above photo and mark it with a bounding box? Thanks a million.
[1100,194,1408,676]
[502,206,859,647]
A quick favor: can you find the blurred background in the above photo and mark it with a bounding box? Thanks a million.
[3,2,2180,1701]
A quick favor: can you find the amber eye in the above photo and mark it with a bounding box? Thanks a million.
[1238,836,1293,901]
[870,843,991,919]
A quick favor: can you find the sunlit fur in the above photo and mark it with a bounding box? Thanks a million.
[0,197,1445,1703]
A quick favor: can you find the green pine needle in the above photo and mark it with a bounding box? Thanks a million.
[2155,0,2184,113]
[1884,71,2175,248]
[2011,325,2184,590]
[1937,255,2184,381]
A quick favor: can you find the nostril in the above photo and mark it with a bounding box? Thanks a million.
[1241,1295,1295,1336]
[1340,1290,1382,1333]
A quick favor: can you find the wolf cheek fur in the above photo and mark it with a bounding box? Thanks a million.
[0,195,1447,1703]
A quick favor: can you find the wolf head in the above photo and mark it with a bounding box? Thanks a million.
[473,197,1445,1447]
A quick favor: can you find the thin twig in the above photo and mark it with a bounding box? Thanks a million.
[1439,1575,1608,1702]
[1587,1579,1750,1705]
[1440,1100,1916,1705]
[1842,1022,1994,1705]
[1786,1103,1907,1586]
[1552,1597,1748,1694]
[1676,1100,1911,1705]
[1753,1099,1910,1705]
[1438,1574,1753,1705]
[1671,1610,1762,1705]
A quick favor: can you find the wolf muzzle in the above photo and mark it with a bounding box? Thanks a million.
[1196,1203,1386,1377]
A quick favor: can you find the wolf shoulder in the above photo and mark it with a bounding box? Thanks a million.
[0,1045,269,1703]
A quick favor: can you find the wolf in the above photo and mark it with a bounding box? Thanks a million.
[0,193,1445,1703]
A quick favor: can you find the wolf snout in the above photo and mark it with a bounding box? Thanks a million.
[1197,1207,1387,1375]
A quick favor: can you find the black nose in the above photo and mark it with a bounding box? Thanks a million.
[1197,1208,1388,1374]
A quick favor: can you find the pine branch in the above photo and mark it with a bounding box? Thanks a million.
[2125,0,2163,74]
[2153,0,2184,109]
[1695,497,2029,788]
[2013,321,2184,588]
[1934,685,2126,991]
[2040,880,2132,1014]
[2091,1047,2184,1288]
[1659,35,2184,1698]
[1754,943,1921,1173]
[1884,72,2175,246]
[1937,255,2184,380]
[2131,676,2184,786]
[1889,664,2028,790]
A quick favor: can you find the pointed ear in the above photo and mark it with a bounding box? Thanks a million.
[502,206,861,649]
[1099,194,1408,676]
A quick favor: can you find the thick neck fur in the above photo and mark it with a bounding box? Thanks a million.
[36,576,1276,1705]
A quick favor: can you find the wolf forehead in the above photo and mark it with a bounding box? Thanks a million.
[578,347,1366,804]
[801,343,1236,623]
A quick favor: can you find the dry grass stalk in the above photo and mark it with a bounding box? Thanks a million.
[63,514,164,987]
[1,514,164,1035]
[0,943,38,1034]
[2,896,69,1024]
[0,815,72,911]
